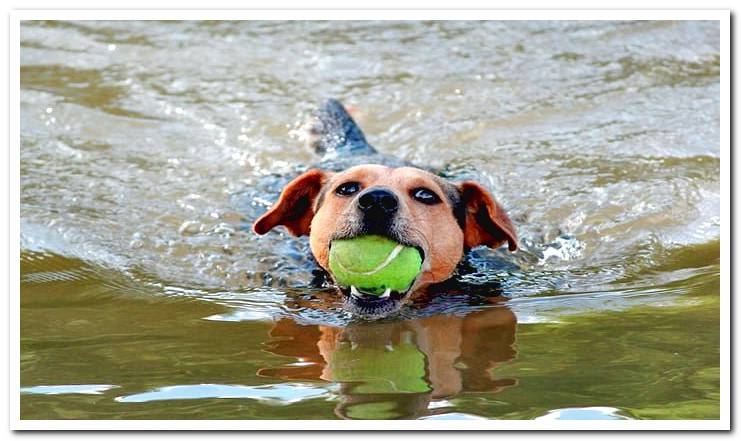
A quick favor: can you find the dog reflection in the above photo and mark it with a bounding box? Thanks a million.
[258,305,517,419]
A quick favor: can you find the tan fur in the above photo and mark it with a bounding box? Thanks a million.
[253,164,517,300]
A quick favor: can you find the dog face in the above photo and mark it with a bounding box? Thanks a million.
[253,164,517,316]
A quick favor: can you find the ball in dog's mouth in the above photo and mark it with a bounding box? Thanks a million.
[327,235,424,318]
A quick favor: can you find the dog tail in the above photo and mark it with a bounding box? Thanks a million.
[305,98,377,157]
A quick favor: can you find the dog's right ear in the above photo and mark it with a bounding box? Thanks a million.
[253,169,331,237]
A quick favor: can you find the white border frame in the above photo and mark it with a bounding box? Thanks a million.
[9,9,730,431]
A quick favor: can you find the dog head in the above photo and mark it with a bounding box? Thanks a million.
[253,164,517,316]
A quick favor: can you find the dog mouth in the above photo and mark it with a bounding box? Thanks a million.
[330,239,426,319]
[338,285,412,318]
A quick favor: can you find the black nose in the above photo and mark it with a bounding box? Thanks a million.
[357,188,399,215]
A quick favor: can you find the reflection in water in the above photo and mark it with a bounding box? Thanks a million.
[535,407,631,420]
[20,384,119,395]
[114,383,331,404]
[258,304,517,419]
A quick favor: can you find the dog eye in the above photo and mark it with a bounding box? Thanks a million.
[411,187,441,205]
[335,182,361,196]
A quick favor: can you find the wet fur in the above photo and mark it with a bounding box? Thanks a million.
[253,99,518,317]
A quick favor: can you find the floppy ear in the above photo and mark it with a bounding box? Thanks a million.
[253,169,330,237]
[458,181,518,252]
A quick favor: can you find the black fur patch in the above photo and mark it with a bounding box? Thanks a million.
[432,175,466,229]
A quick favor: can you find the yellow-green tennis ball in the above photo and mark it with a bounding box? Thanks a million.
[328,235,422,295]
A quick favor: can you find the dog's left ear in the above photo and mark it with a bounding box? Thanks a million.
[253,169,330,237]
[458,181,518,252]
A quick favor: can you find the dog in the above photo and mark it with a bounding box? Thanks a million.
[253,99,518,317]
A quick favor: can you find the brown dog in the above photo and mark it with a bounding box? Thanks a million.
[253,99,517,317]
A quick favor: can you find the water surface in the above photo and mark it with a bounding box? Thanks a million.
[20,20,720,420]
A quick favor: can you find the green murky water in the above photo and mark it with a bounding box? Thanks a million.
[20,20,720,420]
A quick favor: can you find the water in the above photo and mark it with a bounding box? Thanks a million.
[20,20,720,420]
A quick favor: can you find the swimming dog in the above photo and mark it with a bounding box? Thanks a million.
[253,99,517,317]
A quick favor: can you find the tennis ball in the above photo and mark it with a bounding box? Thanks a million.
[328,235,422,295]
